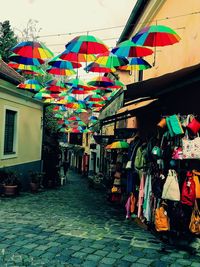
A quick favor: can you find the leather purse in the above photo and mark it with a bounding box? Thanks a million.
[189,201,200,235]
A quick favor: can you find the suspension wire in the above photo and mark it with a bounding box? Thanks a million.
[36,11,200,39]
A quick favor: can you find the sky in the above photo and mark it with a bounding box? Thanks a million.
[0,0,136,54]
[0,0,136,80]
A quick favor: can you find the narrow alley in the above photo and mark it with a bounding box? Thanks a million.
[0,171,199,267]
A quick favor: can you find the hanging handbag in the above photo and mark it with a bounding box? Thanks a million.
[187,115,200,135]
[189,201,200,235]
[166,115,184,137]
[155,205,170,232]
[157,118,167,129]
[182,131,200,159]
[193,170,200,198]
[161,169,180,201]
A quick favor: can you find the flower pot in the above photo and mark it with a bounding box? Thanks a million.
[4,185,18,196]
[30,182,39,193]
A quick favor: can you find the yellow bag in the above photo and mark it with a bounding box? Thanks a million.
[189,201,200,235]
[155,206,170,232]
[193,170,200,198]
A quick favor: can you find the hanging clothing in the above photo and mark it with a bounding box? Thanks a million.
[137,173,145,218]
[143,173,152,222]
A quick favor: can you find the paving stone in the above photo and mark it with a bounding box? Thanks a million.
[100,257,117,265]
[176,258,194,265]
[137,258,154,264]
[82,260,98,267]
[94,250,108,257]
[122,255,138,262]
[86,254,102,262]
[191,262,200,267]
[81,247,96,254]
[72,251,88,259]
[106,252,123,259]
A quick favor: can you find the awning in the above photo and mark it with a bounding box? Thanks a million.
[124,63,200,102]
[100,63,200,125]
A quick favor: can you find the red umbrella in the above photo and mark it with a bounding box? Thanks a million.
[11,41,54,60]
[65,35,109,54]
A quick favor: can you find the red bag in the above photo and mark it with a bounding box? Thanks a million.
[187,117,200,135]
[181,176,196,206]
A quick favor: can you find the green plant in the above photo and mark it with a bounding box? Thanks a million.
[29,171,43,184]
[4,171,20,186]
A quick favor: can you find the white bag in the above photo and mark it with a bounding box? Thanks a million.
[182,134,200,159]
[162,169,180,201]
[125,161,132,169]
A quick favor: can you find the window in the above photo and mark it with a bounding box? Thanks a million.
[4,109,17,154]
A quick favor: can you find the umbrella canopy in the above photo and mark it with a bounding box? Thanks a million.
[9,54,45,66]
[46,67,76,76]
[111,40,153,57]
[110,80,125,89]
[89,115,98,121]
[8,62,45,75]
[46,79,67,89]
[75,108,88,114]
[85,94,105,103]
[66,78,92,90]
[68,116,81,121]
[34,92,51,100]
[118,57,152,72]
[48,55,82,69]
[59,51,96,62]
[132,25,181,47]
[87,76,115,88]
[95,52,128,68]
[65,35,109,54]
[106,141,129,149]
[84,62,116,73]
[11,41,54,59]
[70,88,90,95]
[17,79,43,92]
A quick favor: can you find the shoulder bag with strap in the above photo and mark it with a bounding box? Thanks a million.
[161,169,180,201]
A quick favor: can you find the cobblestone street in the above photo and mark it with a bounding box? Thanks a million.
[0,171,199,267]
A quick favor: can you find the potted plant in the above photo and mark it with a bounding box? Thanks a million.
[3,171,20,196]
[29,171,43,193]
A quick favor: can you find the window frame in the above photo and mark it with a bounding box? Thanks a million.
[1,105,19,159]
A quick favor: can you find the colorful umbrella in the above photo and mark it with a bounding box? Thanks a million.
[46,79,67,89]
[118,58,152,72]
[66,78,93,90]
[106,141,129,149]
[85,94,105,103]
[48,55,82,69]
[70,88,90,95]
[87,76,115,88]
[8,62,45,75]
[11,41,54,59]
[110,80,125,89]
[74,108,88,114]
[111,40,153,57]
[17,79,43,92]
[89,116,98,121]
[68,116,81,121]
[95,52,128,68]
[59,51,96,62]
[34,92,51,100]
[84,62,116,73]
[9,54,45,66]
[46,67,76,76]
[132,25,181,47]
[65,35,109,54]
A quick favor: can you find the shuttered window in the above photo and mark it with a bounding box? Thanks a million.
[4,110,16,154]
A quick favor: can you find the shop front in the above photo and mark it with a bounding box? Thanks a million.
[99,63,200,248]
